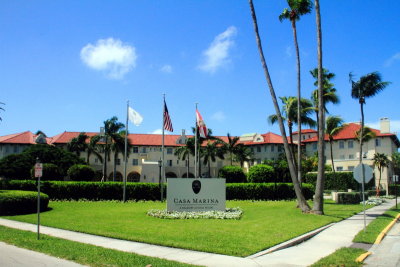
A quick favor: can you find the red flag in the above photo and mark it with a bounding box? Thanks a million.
[196,109,207,138]
[163,101,173,132]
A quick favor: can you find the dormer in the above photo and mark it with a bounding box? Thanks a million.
[176,129,188,145]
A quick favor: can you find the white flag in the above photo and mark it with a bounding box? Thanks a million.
[128,107,143,126]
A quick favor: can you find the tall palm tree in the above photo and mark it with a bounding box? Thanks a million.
[350,72,390,165]
[110,132,130,182]
[67,132,88,157]
[310,68,340,127]
[325,116,344,172]
[221,133,241,165]
[102,117,125,181]
[279,0,312,200]
[373,152,390,197]
[249,0,311,212]
[355,126,376,145]
[174,142,194,178]
[312,0,326,215]
[201,141,225,177]
[233,145,254,168]
[268,96,316,174]
[86,135,103,165]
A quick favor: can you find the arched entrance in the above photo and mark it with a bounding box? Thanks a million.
[166,172,177,178]
[127,171,141,182]
[182,172,195,178]
[108,171,123,181]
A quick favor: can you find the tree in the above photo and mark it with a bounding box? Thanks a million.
[248,0,311,212]
[201,141,225,177]
[373,153,390,197]
[279,0,312,202]
[102,117,125,181]
[0,102,4,121]
[312,0,326,215]
[392,152,400,175]
[174,143,193,178]
[86,135,103,164]
[325,116,344,172]
[221,133,241,165]
[350,72,390,166]
[233,145,254,168]
[218,165,246,183]
[247,164,274,183]
[110,132,130,182]
[355,126,376,144]
[67,132,88,157]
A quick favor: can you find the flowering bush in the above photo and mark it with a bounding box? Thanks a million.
[363,197,385,205]
[147,207,243,220]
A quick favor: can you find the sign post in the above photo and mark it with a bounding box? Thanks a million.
[394,175,398,209]
[353,163,374,231]
[34,159,43,240]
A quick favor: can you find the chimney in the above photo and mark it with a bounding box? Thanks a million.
[181,129,186,136]
[380,118,390,133]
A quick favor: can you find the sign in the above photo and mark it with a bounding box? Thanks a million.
[167,178,225,212]
[34,163,43,178]
[353,163,373,184]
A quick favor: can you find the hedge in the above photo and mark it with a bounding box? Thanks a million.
[336,192,368,204]
[1,180,315,201]
[67,164,95,181]
[247,164,274,183]
[305,172,375,191]
[218,166,247,183]
[0,190,49,215]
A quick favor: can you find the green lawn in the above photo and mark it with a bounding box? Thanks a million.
[0,225,197,267]
[310,247,366,267]
[353,207,399,244]
[2,200,364,257]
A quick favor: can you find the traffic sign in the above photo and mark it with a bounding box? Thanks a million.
[35,163,43,178]
[353,163,373,183]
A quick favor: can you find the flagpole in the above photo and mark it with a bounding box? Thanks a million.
[123,100,129,202]
[195,103,198,178]
[161,94,166,202]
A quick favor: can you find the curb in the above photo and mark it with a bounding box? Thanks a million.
[374,213,400,244]
[356,251,372,263]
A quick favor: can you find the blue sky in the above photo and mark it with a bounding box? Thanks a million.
[1,1,399,138]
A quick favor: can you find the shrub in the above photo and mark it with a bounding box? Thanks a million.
[30,163,62,181]
[67,164,95,181]
[247,164,274,183]
[0,180,315,201]
[218,166,246,183]
[305,172,375,191]
[0,190,49,215]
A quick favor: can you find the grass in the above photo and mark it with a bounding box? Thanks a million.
[0,225,197,267]
[310,247,366,267]
[1,200,365,257]
[353,207,399,244]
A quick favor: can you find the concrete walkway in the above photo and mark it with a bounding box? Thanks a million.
[0,199,397,267]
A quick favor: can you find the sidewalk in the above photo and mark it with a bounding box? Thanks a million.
[0,199,397,267]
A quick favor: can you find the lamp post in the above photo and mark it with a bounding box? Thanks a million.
[158,159,163,201]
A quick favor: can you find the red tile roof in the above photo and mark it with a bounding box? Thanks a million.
[292,129,317,135]
[0,131,52,144]
[240,132,285,145]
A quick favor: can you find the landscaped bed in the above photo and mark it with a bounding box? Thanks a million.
[1,200,365,257]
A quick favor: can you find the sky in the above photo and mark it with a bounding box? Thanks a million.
[1,1,399,139]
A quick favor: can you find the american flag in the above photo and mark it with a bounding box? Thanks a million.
[163,101,173,132]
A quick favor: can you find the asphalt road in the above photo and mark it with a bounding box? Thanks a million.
[0,242,86,267]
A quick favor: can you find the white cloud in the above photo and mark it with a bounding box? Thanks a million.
[211,111,226,122]
[150,129,163,134]
[160,64,173,73]
[384,52,400,67]
[198,26,237,73]
[80,38,137,79]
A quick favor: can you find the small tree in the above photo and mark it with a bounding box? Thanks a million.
[68,164,95,181]
[247,164,274,183]
[31,163,62,181]
[218,166,247,183]
[373,153,390,197]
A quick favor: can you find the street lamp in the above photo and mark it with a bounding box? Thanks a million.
[158,159,163,201]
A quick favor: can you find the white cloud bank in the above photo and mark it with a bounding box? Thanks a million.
[80,38,137,79]
[198,26,237,73]
[211,111,226,122]
[160,64,173,73]
[384,52,400,67]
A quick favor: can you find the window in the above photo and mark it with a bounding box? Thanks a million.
[13,146,18,153]
[116,158,121,165]
[141,147,147,153]
[167,160,173,166]
[264,146,268,152]
[177,160,179,165]
[348,154,354,159]
[302,135,305,140]
[132,147,139,153]
[313,143,317,150]
[257,159,262,164]
[336,166,343,171]
[375,138,381,147]
[339,141,344,149]
[94,158,98,163]
[271,145,275,152]
[256,146,261,153]
[278,145,283,152]
[339,155,345,160]
[167,148,173,154]
[348,166,355,171]
[250,147,254,152]
[348,141,354,149]
[132,159,138,166]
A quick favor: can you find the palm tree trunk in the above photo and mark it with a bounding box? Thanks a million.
[377,169,382,197]
[292,19,302,185]
[288,122,297,175]
[312,0,325,215]
[359,102,364,164]
[248,0,310,212]
[330,140,335,172]
[113,152,117,182]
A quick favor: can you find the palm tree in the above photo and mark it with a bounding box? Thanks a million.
[268,96,316,175]
[350,72,390,165]
[86,135,103,165]
[325,116,344,172]
[312,0,326,215]
[373,153,390,197]
[0,102,5,121]
[392,152,400,175]
[249,0,311,212]
[110,132,129,182]
[233,145,254,168]
[310,68,340,127]
[220,133,241,165]
[279,0,312,202]
[355,126,376,145]
[67,132,88,157]
[201,141,225,177]
[102,117,125,181]
[174,143,194,178]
